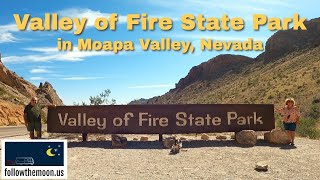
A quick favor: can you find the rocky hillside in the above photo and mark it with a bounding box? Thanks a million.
[257,17,320,61]
[0,58,63,126]
[131,17,320,119]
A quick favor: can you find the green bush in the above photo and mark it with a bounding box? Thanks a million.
[275,114,284,129]
[309,104,320,119]
[41,111,47,124]
[297,118,320,139]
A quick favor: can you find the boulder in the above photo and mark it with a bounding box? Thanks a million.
[163,137,176,149]
[201,133,210,140]
[216,135,227,140]
[255,161,269,172]
[236,130,257,146]
[111,134,127,148]
[264,129,291,144]
[140,136,149,141]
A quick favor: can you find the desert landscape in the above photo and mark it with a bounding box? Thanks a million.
[0,133,319,180]
[0,9,319,180]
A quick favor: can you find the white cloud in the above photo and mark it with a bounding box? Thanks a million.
[2,47,116,63]
[58,8,127,27]
[0,24,17,32]
[0,24,19,43]
[30,68,51,74]
[29,77,45,81]
[61,76,105,80]
[0,32,17,43]
[128,84,174,89]
[24,47,58,53]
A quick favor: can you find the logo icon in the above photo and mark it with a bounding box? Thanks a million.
[4,141,65,166]
[2,140,67,179]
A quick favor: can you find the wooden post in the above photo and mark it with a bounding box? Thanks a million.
[159,134,163,141]
[82,133,88,142]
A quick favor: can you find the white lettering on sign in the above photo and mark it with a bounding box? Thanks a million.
[58,113,107,130]
[227,112,263,125]
[175,112,222,126]
[138,112,168,127]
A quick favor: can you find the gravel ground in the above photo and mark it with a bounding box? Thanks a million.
[0,133,319,180]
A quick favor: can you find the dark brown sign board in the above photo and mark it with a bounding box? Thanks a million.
[47,104,275,134]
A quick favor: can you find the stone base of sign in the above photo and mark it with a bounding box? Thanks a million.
[264,129,291,144]
[111,134,127,148]
[236,130,257,146]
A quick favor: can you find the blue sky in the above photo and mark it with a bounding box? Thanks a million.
[0,0,318,105]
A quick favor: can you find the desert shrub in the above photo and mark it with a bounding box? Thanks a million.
[275,114,284,129]
[41,112,47,124]
[309,104,320,119]
[275,119,284,130]
[297,118,320,139]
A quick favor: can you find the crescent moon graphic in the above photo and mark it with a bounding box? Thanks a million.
[46,148,55,157]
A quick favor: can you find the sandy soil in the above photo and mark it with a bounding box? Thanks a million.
[0,133,319,180]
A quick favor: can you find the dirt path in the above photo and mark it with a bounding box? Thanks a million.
[1,134,319,180]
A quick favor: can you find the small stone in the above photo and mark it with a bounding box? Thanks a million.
[236,130,257,146]
[96,136,106,141]
[179,137,187,141]
[163,137,176,149]
[140,136,149,141]
[216,135,227,140]
[133,138,138,141]
[112,134,127,148]
[255,161,269,172]
[201,133,210,140]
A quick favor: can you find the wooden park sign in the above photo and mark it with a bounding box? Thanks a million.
[47,104,275,134]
